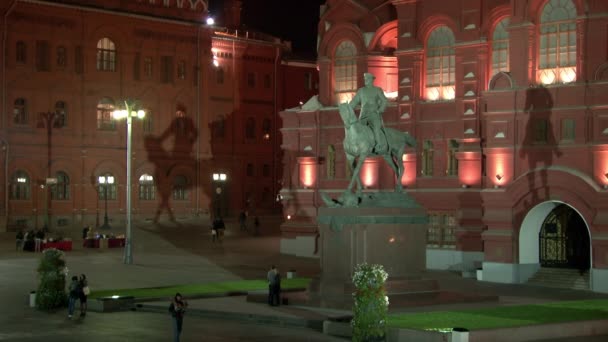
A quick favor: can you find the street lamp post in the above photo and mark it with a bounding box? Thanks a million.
[113,101,146,265]
[212,173,227,217]
[39,111,58,230]
[98,175,114,229]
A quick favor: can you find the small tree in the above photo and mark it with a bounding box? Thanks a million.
[35,248,68,310]
[351,263,389,342]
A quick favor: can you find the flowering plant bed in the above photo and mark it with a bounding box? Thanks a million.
[352,263,389,341]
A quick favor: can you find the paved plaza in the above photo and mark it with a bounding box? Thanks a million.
[1,218,608,341]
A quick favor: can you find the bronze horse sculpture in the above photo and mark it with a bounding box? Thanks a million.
[322,103,416,207]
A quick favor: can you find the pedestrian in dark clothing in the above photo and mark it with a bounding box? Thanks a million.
[267,265,277,306]
[211,217,225,243]
[238,211,247,231]
[16,230,24,251]
[272,268,282,306]
[34,229,45,252]
[79,274,89,317]
[169,293,188,342]
[253,216,260,236]
[67,276,79,319]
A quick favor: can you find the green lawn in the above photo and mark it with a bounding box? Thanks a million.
[388,299,608,331]
[89,278,310,300]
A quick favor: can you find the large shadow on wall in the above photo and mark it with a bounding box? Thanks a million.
[144,106,198,225]
[519,85,561,206]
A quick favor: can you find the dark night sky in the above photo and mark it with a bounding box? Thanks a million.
[209,0,326,58]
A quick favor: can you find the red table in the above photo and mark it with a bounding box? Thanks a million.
[108,238,125,248]
[41,240,73,251]
[83,238,99,248]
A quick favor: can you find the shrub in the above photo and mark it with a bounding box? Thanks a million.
[35,248,68,310]
[351,263,389,341]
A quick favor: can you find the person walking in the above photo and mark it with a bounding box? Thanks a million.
[67,276,79,319]
[34,229,45,252]
[238,210,247,231]
[169,293,188,342]
[78,274,89,317]
[272,268,282,306]
[267,265,277,306]
[253,216,260,236]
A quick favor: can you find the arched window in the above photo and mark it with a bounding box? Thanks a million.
[245,117,256,139]
[98,173,117,200]
[422,140,434,176]
[96,38,116,72]
[51,171,70,200]
[538,0,577,84]
[172,175,189,200]
[16,41,27,63]
[333,40,357,104]
[10,170,30,200]
[57,46,67,67]
[54,101,67,128]
[138,174,155,200]
[262,118,271,140]
[425,26,455,101]
[491,18,510,77]
[97,97,116,130]
[13,98,27,125]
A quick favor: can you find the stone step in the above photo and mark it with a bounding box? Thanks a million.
[526,268,590,290]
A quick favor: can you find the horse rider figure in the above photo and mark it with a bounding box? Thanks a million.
[349,72,389,153]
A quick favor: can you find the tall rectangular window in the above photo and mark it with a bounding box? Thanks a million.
[75,46,83,74]
[426,27,455,101]
[561,118,575,141]
[538,0,577,84]
[177,60,186,80]
[144,57,153,78]
[333,40,357,104]
[491,18,510,77]
[133,53,141,81]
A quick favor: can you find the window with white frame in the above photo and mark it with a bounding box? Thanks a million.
[491,18,510,77]
[96,97,116,130]
[139,174,155,200]
[333,40,357,104]
[96,38,116,72]
[10,170,30,200]
[425,26,455,101]
[538,0,577,85]
[51,171,70,200]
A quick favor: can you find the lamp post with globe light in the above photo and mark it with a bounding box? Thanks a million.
[212,173,227,217]
[112,101,145,265]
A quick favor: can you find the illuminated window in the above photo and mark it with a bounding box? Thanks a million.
[427,212,457,248]
[16,41,26,63]
[13,98,27,125]
[143,111,153,133]
[51,171,70,200]
[98,173,117,200]
[538,0,577,84]
[425,26,455,101]
[138,174,155,200]
[10,170,30,200]
[54,101,66,128]
[96,97,116,130]
[173,175,189,200]
[96,38,116,72]
[491,18,510,77]
[422,140,434,176]
[333,40,357,104]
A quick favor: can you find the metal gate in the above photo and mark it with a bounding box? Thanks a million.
[539,204,589,270]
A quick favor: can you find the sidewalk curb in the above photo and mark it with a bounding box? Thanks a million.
[136,303,325,331]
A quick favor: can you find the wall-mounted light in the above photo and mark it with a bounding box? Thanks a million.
[604,173,608,189]
[461,184,468,188]
[495,174,503,181]
[286,215,291,220]
[206,17,215,26]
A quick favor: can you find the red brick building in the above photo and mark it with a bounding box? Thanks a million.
[0,0,318,231]
[279,0,608,293]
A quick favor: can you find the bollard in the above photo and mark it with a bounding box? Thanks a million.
[451,327,469,342]
[29,291,36,308]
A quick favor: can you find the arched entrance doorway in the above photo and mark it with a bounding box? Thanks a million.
[539,204,590,272]
[519,201,592,273]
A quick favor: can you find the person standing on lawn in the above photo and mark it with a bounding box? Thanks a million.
[267,265,277,306]
[169,293,188,342]
[272,268,282,306]
[78,274,89,317]
[67,276,79,319]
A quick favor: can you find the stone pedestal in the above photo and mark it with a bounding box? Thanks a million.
[315,203,428,303]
